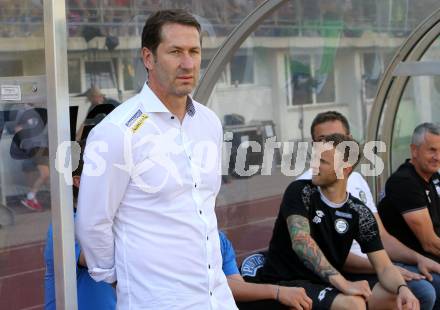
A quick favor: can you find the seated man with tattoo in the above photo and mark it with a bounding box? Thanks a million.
[258,133,419,310]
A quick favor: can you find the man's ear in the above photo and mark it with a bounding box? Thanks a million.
[343,165,353,177]
[73,175,81,189]
[410,144,417,160]
[141,47,155,71]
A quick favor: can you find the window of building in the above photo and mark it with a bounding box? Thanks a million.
[288,54,336,105]
[0,60,23,77]
[122,58,136,91]
[230,53,254,85]
[85,60,117,89]
[68,59,81,93]
[362,52,382,101]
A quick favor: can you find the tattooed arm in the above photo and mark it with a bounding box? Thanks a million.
[287,215,372,299]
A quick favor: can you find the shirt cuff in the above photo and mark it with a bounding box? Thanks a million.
[88,266,116,283]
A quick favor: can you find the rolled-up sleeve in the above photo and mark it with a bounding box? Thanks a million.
[75,122,131,283]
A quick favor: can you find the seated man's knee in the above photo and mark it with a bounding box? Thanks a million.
[331,294,366,310]
[409,280,435,310]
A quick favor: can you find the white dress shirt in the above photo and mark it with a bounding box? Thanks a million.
[297,169,376,257]
[76,83,237,310]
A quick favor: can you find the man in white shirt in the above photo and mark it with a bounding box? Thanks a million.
[297,111,440,310]
[76,10,237,309]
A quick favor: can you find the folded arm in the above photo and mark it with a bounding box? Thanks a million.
[403,209,440,257]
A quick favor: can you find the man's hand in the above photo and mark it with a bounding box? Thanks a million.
[331,275,371,300]
[278,286,312,310]
[416,254,440,281]
[396,266,425,281]
[397,285,419,310]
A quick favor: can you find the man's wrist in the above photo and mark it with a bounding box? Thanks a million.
[329,274,346,291]
[270,285,279,301]
[414,252,423,264]
[397,284,408,295]
[276,285,280,301]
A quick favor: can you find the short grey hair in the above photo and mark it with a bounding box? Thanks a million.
[411,122,440,146]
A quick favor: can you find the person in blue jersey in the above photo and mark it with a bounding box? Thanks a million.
[44,142,116,310]
[219,230,312,310]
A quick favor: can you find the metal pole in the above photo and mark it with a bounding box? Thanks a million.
[44,0,78,309]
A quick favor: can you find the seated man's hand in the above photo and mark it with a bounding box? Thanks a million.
[416,254,440,281]
[396,266,425,281]
[397,285,419,310]
[338,278,372,300]
[278,286,312,310]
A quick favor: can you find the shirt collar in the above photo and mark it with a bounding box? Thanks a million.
[404,159,432,185]
[140,83,196,117]
[185,96,195,117]
[318,186,348,208]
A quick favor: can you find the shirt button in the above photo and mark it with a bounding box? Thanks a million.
[208,264,211,269]
[170,116,175,119]
[206,236,209,241]
[194,183,197,188]
[210,291,213,296]
[199,210,202,215]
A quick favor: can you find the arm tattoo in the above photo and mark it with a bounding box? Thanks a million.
[287,215,340,282]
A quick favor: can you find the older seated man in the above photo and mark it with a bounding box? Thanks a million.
[379,122,440,306]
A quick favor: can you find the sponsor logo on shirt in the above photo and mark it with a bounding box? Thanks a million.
[359,190,367,204]
[334,218,349,234]
[131,113,149,133]
[335,210,352,219]
[241,253,265,277]
[426,190,432,204]
[313,210,325,224]
[313,216,322,224]
[125,109,143,127]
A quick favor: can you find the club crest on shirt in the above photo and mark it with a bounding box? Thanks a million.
[436,185,440,197]
[359,190,367,204]
[334,218,349,234]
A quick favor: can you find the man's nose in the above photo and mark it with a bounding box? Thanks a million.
[180,53,195,69]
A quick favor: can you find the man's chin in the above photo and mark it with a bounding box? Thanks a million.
[174,87,194,97]
[311,177,321,186]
